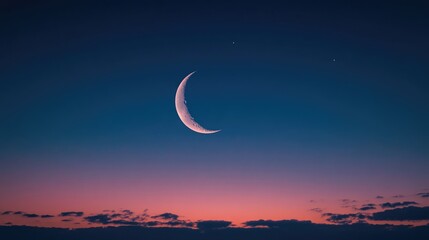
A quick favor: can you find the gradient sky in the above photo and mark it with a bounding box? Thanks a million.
[1,0,428,228]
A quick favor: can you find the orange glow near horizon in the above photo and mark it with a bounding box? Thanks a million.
[1,152,429,228]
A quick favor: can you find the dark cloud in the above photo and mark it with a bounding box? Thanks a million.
[81,209,159,227]
[118,210,148,222]
[359,204,377,211]
[84,214,111,225]
[3,209,188,228]
[4,222,12,225]
[392,195,405,198]
[196,220,231,230]
[244,219,313,228]
[3,212,53,219]
[380,201,418,209]
[359,206,376,211]
[59,211,84,217]
[145,221,160,227]
[84,213,143,226]
[121,210,133,215]
[376,196,384,199]
[90,211,191,227]
[146,213,194,228]
[165,220,194,228]
[323,213,367,224]
[417,193,429,198]
[369,206,429,221]
[152,213,179,221]
[140,219,193,228]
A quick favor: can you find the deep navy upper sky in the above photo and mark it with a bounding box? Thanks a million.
[0,0,428,225]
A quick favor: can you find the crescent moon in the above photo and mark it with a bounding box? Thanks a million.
[175,72,220,134]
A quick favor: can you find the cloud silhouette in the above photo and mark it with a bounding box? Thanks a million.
[376,196,384,199]
[359,203,377,211]
[84,214,112,225]
[145,221,160,227]
[84,213,145,226]
[244,219,313,228]
[140,211,194,228]
[417,192,429,198]
[106,211,192,228]
[323,213,367,224]
[2,209,194,228]
[152,213,179,221]
[165,220,194,228]
[146,220,195,228]
[380,201,418,209]
[59,211,84,217]
[196,220,231,230]
[121,210,133,215]
[2,211,53,219]
[369,206,429,221]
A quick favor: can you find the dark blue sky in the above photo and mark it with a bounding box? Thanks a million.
[0,0,428,225]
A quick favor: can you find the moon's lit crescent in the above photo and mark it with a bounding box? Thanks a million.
[175,72,220,134]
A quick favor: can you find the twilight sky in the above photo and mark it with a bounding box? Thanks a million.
[0,0,428,228]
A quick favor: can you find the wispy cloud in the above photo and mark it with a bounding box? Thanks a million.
[358,203,376,211]
[417,192,429,198]
[380,201,418,209]
[152,213,179,221]
[59,212,84,217]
